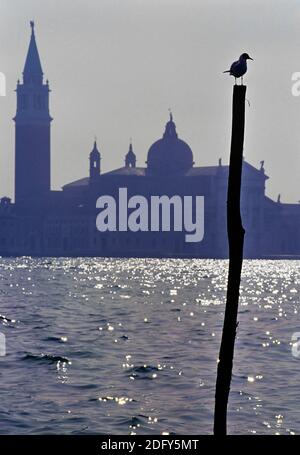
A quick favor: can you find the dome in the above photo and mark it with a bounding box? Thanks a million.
[147,114,194,175]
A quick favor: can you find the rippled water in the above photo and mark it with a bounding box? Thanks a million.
[0,258,300,435]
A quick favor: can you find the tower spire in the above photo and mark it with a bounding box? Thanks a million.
[125,140,136,168]
[23,20,43,84]
[89,139,101,179]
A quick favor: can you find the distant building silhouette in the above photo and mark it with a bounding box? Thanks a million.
[0,23,300,258]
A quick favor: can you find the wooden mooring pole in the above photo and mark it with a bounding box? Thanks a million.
[214,84,246,435]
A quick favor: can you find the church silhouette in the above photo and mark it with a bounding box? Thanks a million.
[0,23,300,258]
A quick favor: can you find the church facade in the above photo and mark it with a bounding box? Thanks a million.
[0,23,300,259]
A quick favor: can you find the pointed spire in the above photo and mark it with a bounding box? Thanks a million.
[90,138,100,156]
[23,20,43,84]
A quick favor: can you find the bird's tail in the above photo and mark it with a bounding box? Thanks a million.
[223,70,230,73]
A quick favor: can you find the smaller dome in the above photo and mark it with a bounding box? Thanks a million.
[147,113,194,175]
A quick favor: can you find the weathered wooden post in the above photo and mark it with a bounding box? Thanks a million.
[214,84,246,435]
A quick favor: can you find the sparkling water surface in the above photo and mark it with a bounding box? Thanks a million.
[0,258,299,435]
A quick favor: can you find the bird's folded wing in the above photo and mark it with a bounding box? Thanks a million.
[229,60,239,73]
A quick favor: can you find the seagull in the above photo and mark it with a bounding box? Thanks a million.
[223,53,253,85]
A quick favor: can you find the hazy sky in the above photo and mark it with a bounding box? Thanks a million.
[1,0,300,202]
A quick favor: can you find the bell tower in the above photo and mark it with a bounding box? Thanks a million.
[89,140,101,179]
[125,142,136,168]
[14,21,52,203]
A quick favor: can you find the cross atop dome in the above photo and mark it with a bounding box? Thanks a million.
[163,110,178,140]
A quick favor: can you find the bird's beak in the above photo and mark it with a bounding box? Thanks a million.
[249,57,253,60]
